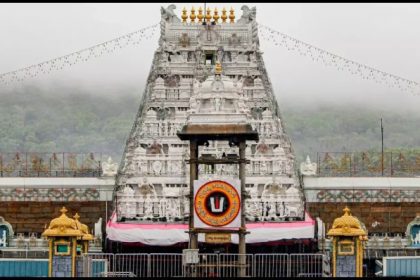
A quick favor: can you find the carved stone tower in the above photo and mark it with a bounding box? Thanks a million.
[115,5,304,223]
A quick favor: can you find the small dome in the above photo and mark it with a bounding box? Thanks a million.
[42,207,83,237]
[74,213,94,241]
[327,207,367,237]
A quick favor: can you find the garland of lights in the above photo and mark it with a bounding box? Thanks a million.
[258,24,419,94]
[0,23,159,85]
[0,21,418,95]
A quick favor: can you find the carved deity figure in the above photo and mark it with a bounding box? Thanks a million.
[94,217,103,239]
[189,94,198,113]
[214,97,222,111]
[137,196,145,217]
[127,200,137,219]
[414,232,420,245]
[102,157,118,176]
[144,194,153,219]
[166,199,175,222]
[267,194,277,220]
[159,196,168,218]
[152,196,159,217]
[173,199,181,218]
[277,201,285,217]
[217,48,224,62]
[161,5,180,23]
[300,155,317,176]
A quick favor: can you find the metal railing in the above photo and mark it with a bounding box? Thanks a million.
[317,151,420,177]
[114,253,149,277]
[150,253,183,277]
[0,152,102,177]
[83,252,327,278]
[253,253,288,277]
[289,253,324,277]
[218,254,253,277]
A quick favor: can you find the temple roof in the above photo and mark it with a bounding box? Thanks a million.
[327,207,367,237]
[42,207,83,237]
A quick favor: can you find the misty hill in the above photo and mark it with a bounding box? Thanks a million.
[1,85,420,165]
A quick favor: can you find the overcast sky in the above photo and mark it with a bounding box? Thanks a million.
[1,3,419,111]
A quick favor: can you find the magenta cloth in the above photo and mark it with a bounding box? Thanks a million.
[106,212,315,246]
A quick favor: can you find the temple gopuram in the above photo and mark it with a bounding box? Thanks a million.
[108,5,312,253]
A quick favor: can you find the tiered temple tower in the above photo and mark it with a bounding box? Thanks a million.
[114,5,304,224]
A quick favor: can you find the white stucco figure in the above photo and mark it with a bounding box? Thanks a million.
[102,157,118,176]
[300,155,317,176]
[94,217,102,239]
[159,196,168,218]
[144,194,153,219]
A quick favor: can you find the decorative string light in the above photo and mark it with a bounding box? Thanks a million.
[258,24,420,94]
[1,20,418,96]
[0,23,159,85]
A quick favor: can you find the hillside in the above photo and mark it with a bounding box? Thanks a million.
[1,85,420,165]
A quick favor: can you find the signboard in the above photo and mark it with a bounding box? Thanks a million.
[182,249,199,264]
[194,179,241,228]
[205,233,232,243]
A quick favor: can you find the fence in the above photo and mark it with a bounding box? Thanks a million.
[83,252,327,277]
[317,151,420,177]
[0,152,102,177]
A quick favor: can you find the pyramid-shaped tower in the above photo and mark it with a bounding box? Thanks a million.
[115,5,304,223]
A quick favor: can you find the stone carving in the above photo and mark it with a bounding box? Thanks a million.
[102,157,118,177]
[0,216,14,246]
[237,5,257,24]
[161,5,180,23]
[170,53,184,63]
[266,194,278,220]
[236,52,249,62]
[228,33,241,46]
[147,140,164,155]
[179,33,190,47]
[143,194,153,219]
[94,217,102,240]
[16,233,25,248]
[300,155,317,176]
[217,48,224,62]
[29,232,37,247]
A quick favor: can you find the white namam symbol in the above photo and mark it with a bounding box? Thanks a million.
[210,197,225,213]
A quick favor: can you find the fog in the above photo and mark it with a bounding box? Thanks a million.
[1,3,420,113]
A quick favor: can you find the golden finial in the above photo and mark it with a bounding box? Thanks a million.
[221,7,227,23]
[60,207,68,215]
[213,7,219,23]
[229,7,235,23]
[190,6,196,23]
[181,7,188,23]
[343,206,351,216]
[73,213,80,220]
[197,7,204,23]
[215,62,222,75]
[205,7,212,23]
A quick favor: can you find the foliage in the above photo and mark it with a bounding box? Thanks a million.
[1,85,420,165]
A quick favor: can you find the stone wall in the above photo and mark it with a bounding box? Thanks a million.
[0,201,112,235]
[307,202,419,234]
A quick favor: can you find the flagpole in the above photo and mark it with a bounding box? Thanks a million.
[381,118,384,176]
